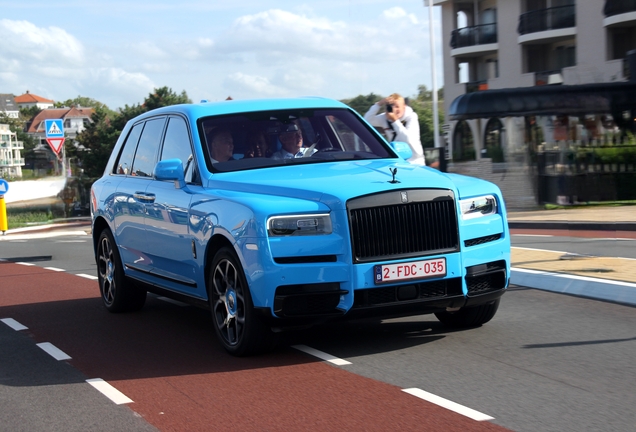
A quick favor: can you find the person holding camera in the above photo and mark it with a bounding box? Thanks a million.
[364,93,425,165]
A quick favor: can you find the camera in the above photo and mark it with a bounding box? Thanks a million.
[386,104,393,113]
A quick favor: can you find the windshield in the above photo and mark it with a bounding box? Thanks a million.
[199,108,393,172]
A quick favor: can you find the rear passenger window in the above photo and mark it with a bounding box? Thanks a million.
[131,117,166,177]
[114,123,143,175]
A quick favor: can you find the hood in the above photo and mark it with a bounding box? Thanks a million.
[205,159,458,210]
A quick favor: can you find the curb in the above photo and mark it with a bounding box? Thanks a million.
[511,268,636,307]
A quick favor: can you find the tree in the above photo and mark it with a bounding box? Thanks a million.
[55,96,116,116]
[340,93,383,117]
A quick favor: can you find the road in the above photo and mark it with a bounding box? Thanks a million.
[1,231,635,431]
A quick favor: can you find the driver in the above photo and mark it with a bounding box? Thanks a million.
[270,123,315,159]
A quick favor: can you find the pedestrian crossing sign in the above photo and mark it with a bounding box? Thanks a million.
[45,119,64,138]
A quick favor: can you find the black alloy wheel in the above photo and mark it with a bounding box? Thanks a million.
[209,247,272,356]
[96,229,146,313]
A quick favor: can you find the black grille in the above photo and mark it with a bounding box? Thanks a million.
[465,234,501,247]
[353,278,463,309]
[348,190,459,263]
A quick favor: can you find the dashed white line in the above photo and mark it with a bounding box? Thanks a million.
[402,388,494,421]
[1,318,28,331]
[43,267,65,272]
[16,262,36,266]
[77,273,98,280]
[36,342,71,361]
[292,345,352,365]
[86,378,133,405]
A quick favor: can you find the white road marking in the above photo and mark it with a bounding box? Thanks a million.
[402,388,494,421]
[1,318,28,331]
[0,231,88,241]
[292,345,351,365]
[16,262,36,266]
[36,342,71,361]
[56,240,87,243]
[77,273,98,280]
[512,246,568,254]
[86,378,133,405]
[43,267,65,272]
[157,296,189,307]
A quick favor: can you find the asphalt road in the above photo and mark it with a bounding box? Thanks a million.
[1,231,635,431]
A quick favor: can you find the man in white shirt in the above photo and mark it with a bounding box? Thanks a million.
[270,123,315,159]
[364,93,425,165]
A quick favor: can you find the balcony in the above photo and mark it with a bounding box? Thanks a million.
[465,80,489,93]
[451,23,497,49]
[518,5,576,35]
[535,70,563,86]
[604,0,636,17]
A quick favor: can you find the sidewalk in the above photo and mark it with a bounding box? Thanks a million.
[2,209,636,307]
[508,205,636,307]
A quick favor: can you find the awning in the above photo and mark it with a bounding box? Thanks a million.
[449,81,636,121]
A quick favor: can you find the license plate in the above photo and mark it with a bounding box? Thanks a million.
[374,258,446,284]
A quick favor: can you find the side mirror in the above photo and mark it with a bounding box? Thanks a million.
[389,141,413,161]
[154,158,186,189]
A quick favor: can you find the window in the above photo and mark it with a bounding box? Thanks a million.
[131,117,166,177]
[161,116,197,183]
[114,122,144,175]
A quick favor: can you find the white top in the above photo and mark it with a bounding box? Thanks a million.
[364,103,425,165]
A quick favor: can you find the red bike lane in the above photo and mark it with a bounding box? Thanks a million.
[0,262,510,431]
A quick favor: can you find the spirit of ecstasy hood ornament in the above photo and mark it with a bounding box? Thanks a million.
[389,167,399,184]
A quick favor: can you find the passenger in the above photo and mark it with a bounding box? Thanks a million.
[270,123,315,159]
[243,130,267,159]
[207,127,234,163]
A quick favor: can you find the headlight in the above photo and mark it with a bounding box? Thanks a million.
[267,214,332,236]
[459,195,497,220]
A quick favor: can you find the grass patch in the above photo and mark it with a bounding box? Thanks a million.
[6,210,54,230]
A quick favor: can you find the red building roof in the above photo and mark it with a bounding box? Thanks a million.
[15,91,54,104]
[27,107,95,133]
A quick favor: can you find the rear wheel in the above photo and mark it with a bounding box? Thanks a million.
[209,247,273,356]
[96,229,146,313]
[435,299,500,328]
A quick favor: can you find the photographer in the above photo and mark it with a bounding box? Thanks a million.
[364,93,425,165]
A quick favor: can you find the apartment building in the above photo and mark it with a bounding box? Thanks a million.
[434,0,636,208]
[0,95,19,119]
[0,124,24,178]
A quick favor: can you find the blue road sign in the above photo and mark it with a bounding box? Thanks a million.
[0,179,8,196]
[45,119,64,138]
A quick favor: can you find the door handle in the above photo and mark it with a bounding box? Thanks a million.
[133,192,156,202]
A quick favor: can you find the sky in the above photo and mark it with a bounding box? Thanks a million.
[0,1,443,111]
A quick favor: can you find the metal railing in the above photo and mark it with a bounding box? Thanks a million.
[450,23,497,49]
[604,0,636,17]
[518,5,575,35]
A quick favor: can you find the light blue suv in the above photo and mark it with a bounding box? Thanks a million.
[90,97,511,356]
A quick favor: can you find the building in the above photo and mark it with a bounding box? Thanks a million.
[435,0,636,208]
[26,107,95,176]
[0,124,25,178]
[14,91,54,110]
[0,94,19,119]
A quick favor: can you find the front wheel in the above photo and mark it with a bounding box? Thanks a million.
[208,247,273,356]
[434,299,500,328]
[96,229,146,313]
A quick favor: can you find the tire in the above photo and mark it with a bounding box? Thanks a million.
[208,247,273,356]
[435,299,500,328]
[96,229,146,313]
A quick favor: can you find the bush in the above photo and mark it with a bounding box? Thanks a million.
[6,210,53,230]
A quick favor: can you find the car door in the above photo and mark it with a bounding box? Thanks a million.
[143,115,203,294]
[113,116,166,275]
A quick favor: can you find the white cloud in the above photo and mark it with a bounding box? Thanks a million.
[224,72,284,96]
[0,19,84,65]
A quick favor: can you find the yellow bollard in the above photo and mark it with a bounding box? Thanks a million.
[0,195,7,233]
